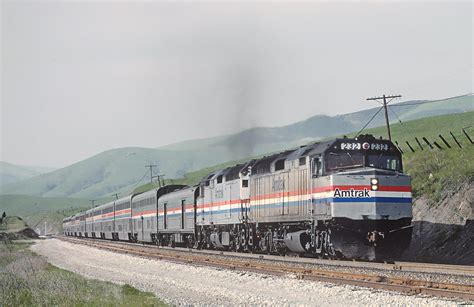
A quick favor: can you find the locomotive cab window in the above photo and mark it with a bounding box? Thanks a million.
[325,152,364,172]
[275,159,285,171]
[216,175,223,184]
[312,157,322,177]
[367,154,401,172]
[242,179,248,188]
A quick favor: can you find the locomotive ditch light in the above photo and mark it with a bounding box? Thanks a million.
[371,185,379,191]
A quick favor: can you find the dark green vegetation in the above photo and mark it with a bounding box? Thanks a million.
[0,241,166,306]
[1,94,471,199]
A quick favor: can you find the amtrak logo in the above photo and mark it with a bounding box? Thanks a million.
[334,188,370,198]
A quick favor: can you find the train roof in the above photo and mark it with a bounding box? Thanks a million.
[131,184,189,202]
[198,134,397,181]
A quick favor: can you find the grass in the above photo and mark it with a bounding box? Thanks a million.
[361,111,474,201]
[0,216,28,232]
[403,145,473,201]
[134,111,474,202]
[0,240,167,306]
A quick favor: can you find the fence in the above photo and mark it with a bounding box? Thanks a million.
[393,128,473,154]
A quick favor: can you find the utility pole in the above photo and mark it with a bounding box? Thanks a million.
[152,174,166,188]
[145,164,157,183]
[158,174,165,187]
[366,94,401,141]
[112,193,120,200]
[44,221,47,236]
[90,199,96,209]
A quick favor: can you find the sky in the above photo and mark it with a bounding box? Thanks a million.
[1,1,472,168]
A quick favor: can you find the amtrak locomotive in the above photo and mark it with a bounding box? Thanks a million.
[63,134,413,260]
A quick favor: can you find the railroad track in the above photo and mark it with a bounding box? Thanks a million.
[55,236,474,301]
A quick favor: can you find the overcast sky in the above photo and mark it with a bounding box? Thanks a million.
[1,1,472,168]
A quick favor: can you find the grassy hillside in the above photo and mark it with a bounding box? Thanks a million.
[1,94,472,200]
[0,161,55,186]
[133,157,257,194]
[3,110,472,233]
[134,111,474,199]
[359,111,474,200]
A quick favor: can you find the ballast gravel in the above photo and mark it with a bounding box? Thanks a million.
[31,239,462,306]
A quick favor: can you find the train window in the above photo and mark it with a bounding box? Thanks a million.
[217,175,223,184]
[299,157,306,166]
[164,203,167,229]
[242,179,249,188]
[181,200,185,229]
[367,154,401,172]
[275,159,285,171]
[326,152,364,172]
[205,180,210,187]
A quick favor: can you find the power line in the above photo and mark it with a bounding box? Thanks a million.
[387,106,417,140]
[367,94,402,140]
[391,93,471,107]
[145,164,157,183]
[128,170,152,194]
[354,106,384,136]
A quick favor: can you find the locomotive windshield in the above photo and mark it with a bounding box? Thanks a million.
[325,152,364,172]
[367,154,401,171]
[323,138,402,173]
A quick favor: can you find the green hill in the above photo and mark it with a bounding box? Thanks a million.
[2,110,472,234]
[135,111,474,197]
[1,94,472,199]
[0,162,56,186]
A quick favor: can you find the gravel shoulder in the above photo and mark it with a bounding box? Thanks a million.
[31,239,462,306]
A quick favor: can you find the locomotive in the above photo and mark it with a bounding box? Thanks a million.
[63,134,413,260]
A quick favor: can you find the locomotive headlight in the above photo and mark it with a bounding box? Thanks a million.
[370,178,379,191]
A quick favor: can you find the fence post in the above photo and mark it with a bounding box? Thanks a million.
[422,137,434,149]
[395,141,404,154]
[462,128,473,144]
[433,141,443,150]
[438,134,451,148]
[450,131,462,148]
[415,137,424,150]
